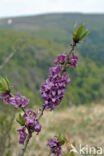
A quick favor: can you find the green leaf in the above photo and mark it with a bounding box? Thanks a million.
[58,135,65,145]
[0,76,10,92]
[16,119,24,126]
[17,114,25,126]
[73,24,89,43]
[2,78,8,90]
[64,136,69,143]
[80,30,90,40]
[19,114,25,123]
[76,24,84,39]
[59,139,65,146]
[5,77,10,89]
[73,23,77,32]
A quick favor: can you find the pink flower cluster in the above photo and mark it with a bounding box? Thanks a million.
[69,53,79,68]
[0,92,41,144]
[0,92,11,104]
[54,52,78,68]
[17,109,41,144]
[10,93,30,108]
[17,127,27,144]
[23,109,41,134]
[48,137,62,156]
[40,52,78,111]
[54,53,66,65]
[0,92,29,108]
[41,65,70,110]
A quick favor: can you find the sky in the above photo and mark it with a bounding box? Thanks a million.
[0,0,104,18]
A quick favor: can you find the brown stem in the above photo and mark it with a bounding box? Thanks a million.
[36,105,45,121]
[18,131,32,156]
[68,41,76,56]
[21,107,27,115]
[61,41,76,74]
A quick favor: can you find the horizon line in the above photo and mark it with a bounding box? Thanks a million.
[0,11,104,19]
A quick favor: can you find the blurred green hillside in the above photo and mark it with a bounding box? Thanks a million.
[0,13,104,62]
[0,13,104,106]
[0,29,104,106]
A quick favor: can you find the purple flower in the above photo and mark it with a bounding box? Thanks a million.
[40,65,70,111]
[10,93,29,108]
[0,92,11,104]
[17,127,27,144]
[54,146,62,156]
[25,117,35,129]
[23,109,41,134]
[69,52,78,68]
[25,108,37,117]
[48,138,58,148]
[34,123,41,133]
[48,138,62,156]
[54,53,66,65]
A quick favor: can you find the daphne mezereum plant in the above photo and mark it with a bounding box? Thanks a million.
[0,24,89,156]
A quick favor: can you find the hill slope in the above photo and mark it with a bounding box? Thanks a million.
[0,13,104,62]
[0,30,104,106]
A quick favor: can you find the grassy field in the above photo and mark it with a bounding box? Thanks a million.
[4,103,104,156]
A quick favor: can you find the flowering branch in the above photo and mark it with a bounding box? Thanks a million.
[18,106,45,156]
[18,108,32,156]
[0,24,89,156]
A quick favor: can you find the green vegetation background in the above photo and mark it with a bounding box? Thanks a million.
[0,30,103,106]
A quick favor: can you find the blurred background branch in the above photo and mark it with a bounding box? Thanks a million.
[0,40,26,70]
